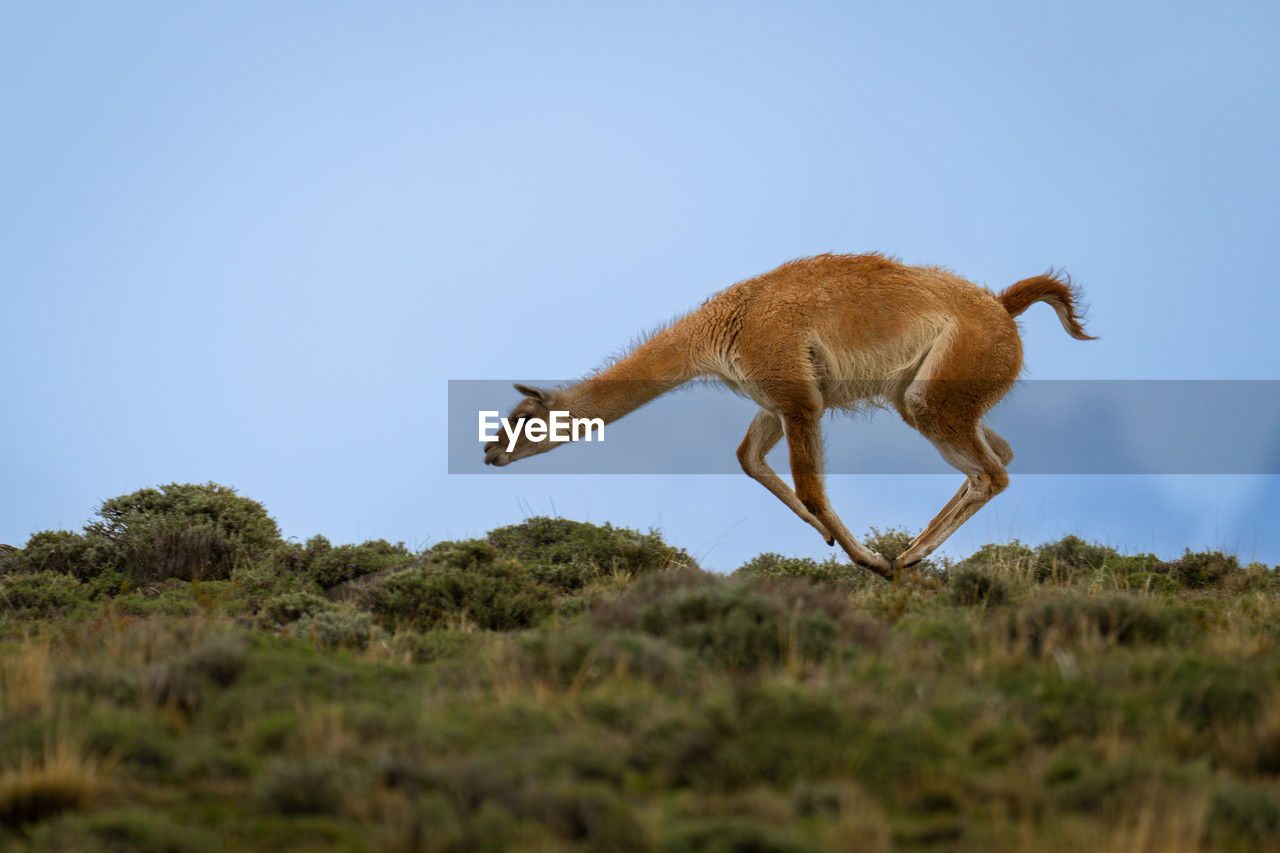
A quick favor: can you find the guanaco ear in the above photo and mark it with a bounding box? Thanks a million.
[513,383,553,405]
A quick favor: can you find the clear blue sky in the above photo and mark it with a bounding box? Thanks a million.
[3,1,1278,568]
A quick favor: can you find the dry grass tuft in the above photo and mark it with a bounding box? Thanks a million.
[0,731,111,828]
[0,639,53,716]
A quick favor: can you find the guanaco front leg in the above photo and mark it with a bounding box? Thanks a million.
[737,409,834,544]
[783,409,894,578]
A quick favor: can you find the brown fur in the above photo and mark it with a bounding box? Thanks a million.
[999,272,1097,340]
[485,253,1096,579]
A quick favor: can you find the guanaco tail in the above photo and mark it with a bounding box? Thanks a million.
[484,253,1095,579]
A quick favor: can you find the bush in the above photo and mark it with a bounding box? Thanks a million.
[1042,750,1168,814]
[960,537,1155,587]
[308,539,414,590]
[1011,593,1191,652]
[264,535,331,575]
[1168,658,1264,732]
[254,758,350,816]
[1100,553,1176,592]
[412,758,643,850]
[947,567,1009,606]
[0,742,104,828]
[363,543,554,632]
[0,571,89,618]
[519,781,646,850]
[1206,782,1280,849]
[85,483,282,583]
[734,553,860,586]
[29,808,218,852]
[1032,535,1120,582]
[734,529,940,581]
[258,591,336,627]
[1154,549,1240,589]
[146,634,248,714]
[287,608,386,651]
[484,517,693,592]
[591,569,885,669]
[662,817,820,853]
[516,627,688,688]
[864,526,938,573]
[11,530,106,581]
[84,711,176,778]
[957,541,1035,574]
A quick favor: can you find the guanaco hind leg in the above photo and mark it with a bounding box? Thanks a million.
[737,409,834,544]
[899,423,1012,546]
[895,422,1010,570]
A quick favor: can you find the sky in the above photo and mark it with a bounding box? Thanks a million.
[3,1,1278,570]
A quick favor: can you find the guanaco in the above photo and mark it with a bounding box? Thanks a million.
[484,253,1095,579]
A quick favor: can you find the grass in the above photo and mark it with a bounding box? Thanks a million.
[2,490,1279,850]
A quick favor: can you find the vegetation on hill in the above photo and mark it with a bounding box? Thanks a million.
[1,483,1278,850]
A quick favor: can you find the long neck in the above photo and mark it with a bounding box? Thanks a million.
[559,325,700,424]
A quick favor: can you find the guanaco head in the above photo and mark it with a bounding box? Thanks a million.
[483,383,561,467]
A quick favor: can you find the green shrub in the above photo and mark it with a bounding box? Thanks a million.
[848,715,952,800]
[957,540,1035,573]
[1229,561,1280,594]
[12,530,106,581]
[85,483,282,583]
[1101,553,1176,592]
[363,543,553,632]
[591,569,884,670]
[57,664,141,706]
[484,517,693,592]
[1042,749,1161,813]
[102,515,227,582]
[257,591,336,627]
[0,571,89,618]
[1168,658,1264,731]
[254,758,350,816]
[28,808,218,853]
[110,580,204,618]
[1011,593,1191,652]
[727,685,858,785]
[1024,672,1134,743]
[516,627,687,688]
[733,553,860,586]
[519,782,646,850]
[947,567,1009,606]
[864,526,939,573]
[662,817,820,852]
[263,535,331,575]
[84,711,177,778]
[411,757,640,850]
[961,537,1145,586]
[1206,782,1280,849]
[287,608,386,651]
[404,629,473,664]
[1032,535,1120,582]
[965,718,1030,768]
[1154,549,1240,589]
[145,634,248,713]
[308,539,414,590]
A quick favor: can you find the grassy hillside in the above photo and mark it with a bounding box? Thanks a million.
[1,484,1278,851]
